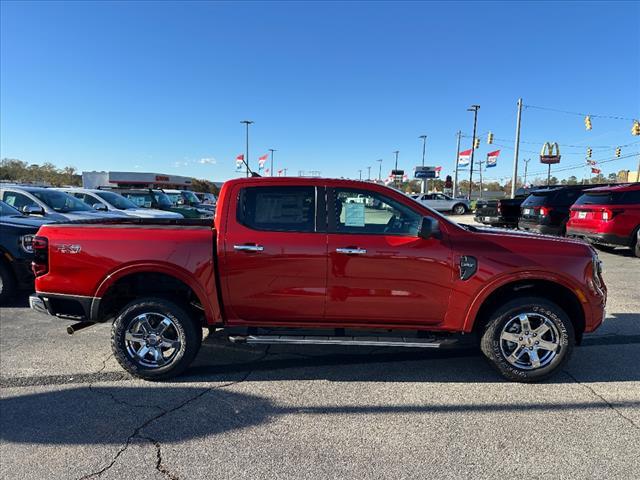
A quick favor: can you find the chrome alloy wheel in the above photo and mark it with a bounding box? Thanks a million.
[499,313,560,370]
[125,313,182,369]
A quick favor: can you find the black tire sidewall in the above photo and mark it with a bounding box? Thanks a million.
[0,261,15,304]
[480,296,574,382]
[111,297,201,380]
[453,204,466,215]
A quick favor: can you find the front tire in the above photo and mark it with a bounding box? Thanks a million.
[452,203,467,215]
[480,297,574,382]
[111,297,202,381]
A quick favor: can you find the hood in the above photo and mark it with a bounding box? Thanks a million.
[465,224,590,248]
[123,209,183,219]
[0,214,51,228]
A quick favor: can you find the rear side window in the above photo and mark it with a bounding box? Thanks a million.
[237,186,316,232]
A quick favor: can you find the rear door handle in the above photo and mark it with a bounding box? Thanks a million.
[234,244,264,252]
[336,248,367,255]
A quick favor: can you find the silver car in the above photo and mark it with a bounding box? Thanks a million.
[0,186,128,222]
[411,193,470,215]
[59,188,183,219]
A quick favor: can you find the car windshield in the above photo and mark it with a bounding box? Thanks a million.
[0,201,22,216]
[164,193,182,205]
[95,191,138,210]
[31,189,93,212]
[153,191,174,208]
[182,191,200,204]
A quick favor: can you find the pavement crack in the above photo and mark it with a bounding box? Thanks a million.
[563,370,639,431]
[77,346,271,479]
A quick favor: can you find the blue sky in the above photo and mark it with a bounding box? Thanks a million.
[1,1,639,183]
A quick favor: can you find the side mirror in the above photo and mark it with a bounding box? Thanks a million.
[92,203,108,211]
[418,216,440,239]
[176,198,185,206]
[22,205,45,216]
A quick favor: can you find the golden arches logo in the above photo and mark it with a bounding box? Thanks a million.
[540,142,560,157]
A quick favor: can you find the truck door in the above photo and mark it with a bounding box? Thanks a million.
[326,187,453,326]
[221,184,328,324]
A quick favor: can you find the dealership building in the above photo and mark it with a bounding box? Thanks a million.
[82,171,195,189]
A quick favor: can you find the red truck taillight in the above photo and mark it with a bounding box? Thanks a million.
[31,236,49,277]
[538,206,552,217]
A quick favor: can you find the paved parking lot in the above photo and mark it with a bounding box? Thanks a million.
[1,221,639,479]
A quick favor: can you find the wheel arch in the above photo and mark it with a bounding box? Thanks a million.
[469,278,586,344]
[94,264,219,326]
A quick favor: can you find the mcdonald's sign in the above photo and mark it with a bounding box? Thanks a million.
[540,142,561,165]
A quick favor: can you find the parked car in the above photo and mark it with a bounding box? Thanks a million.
[0,186,128,222]
[518,184,612,236]
[566,183,640,257]
[116,188,208,219]
[412,193,470,214]
[195,192,217,208]
[163,189,215,214]
[475,188,541,228]
[58,188,183,219]
[29,177,606,383]
[0,200,50,303]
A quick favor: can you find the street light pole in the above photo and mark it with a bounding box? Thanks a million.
[377,159,383,181]
[268,148,276,177]
[419,135,427,193]
[367,166,371,180]
[467,105,480,200]
[358,169,362,180]
[510,98,523,198]
[240,120,254,177]
[453,130,461,198]
[393,150,399,188]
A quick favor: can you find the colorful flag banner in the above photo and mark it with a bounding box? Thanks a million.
[435,166,442,178]
[586,159,597,166]
[277,169,284,176]
[264,168,270,176]
[458,149,472,167]
[235,154,244,171]
[258,153,268,170]
[591,167,601,174]
[486,150,500,168]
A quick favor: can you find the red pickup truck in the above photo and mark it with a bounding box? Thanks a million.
[29,177,607,382]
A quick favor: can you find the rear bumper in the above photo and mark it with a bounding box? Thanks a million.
[29,292,100,321]
[518,221,562,236]
[475,215,516,227]
[566,228,630,247]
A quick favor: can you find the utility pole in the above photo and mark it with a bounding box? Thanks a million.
[358,169,362,180]
[377,159,383,181]
[393,150,400,188]
[467,105,480,200]
[367,166,371,180]
[523,158,531,186]
[510,98,523,198]
[268,148,276,176]
[453,130,461,198]
[240,120,254,177]
[419,135,427,193]
[478,160,484,198]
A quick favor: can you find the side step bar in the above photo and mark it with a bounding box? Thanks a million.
[228,335,445,348]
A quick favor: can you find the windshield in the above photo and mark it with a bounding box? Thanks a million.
[182,191,200,204]
[153,191,174,208]
[0,201,22,216]
[95,191,138,210]
[31,190,93,212]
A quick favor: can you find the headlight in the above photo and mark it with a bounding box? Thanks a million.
[20,234,35,253]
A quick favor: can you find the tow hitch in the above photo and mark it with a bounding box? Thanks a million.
[66,321,95,335]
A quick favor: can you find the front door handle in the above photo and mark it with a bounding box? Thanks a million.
[234,244,264,252]
[336,247,367,255]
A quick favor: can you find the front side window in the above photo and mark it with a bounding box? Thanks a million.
[237,186,316,232]
[2,191,38,211]
[332,189,421,236]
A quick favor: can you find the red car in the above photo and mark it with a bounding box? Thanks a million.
[29,177,606,382]
[567,183,640,257]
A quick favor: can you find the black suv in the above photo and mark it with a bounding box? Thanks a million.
[0,200,50,303]
[518,184,612,236]
[475,187,543,228]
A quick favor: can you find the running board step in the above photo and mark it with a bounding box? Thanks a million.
[228,335,447,348]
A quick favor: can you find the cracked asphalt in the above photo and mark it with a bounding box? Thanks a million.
[1,238,639,479]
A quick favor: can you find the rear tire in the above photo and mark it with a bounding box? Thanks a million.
[480,297,574,382]
[452,204,467,215]
[0,262,15,305]
[632,228,640,258]
[111,297,202,381]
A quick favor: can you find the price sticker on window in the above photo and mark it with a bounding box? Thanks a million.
[344,202,365,227]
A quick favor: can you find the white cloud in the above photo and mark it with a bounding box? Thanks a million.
[173,160,189,167]
[199,157,217,165]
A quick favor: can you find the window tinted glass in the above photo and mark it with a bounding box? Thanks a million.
[95,191,137,209]
[0,200,22,216]
[31,190,92,212]
[521,190,557,207]
[238,186,316,232]
[2,191,38,211]
[575,190,640,205]
[333,189,421,236]
[555,189,584,205]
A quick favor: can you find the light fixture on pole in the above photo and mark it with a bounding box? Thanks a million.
[240,120,254,177]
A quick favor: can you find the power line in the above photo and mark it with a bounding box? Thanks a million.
[523,104,638,121]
